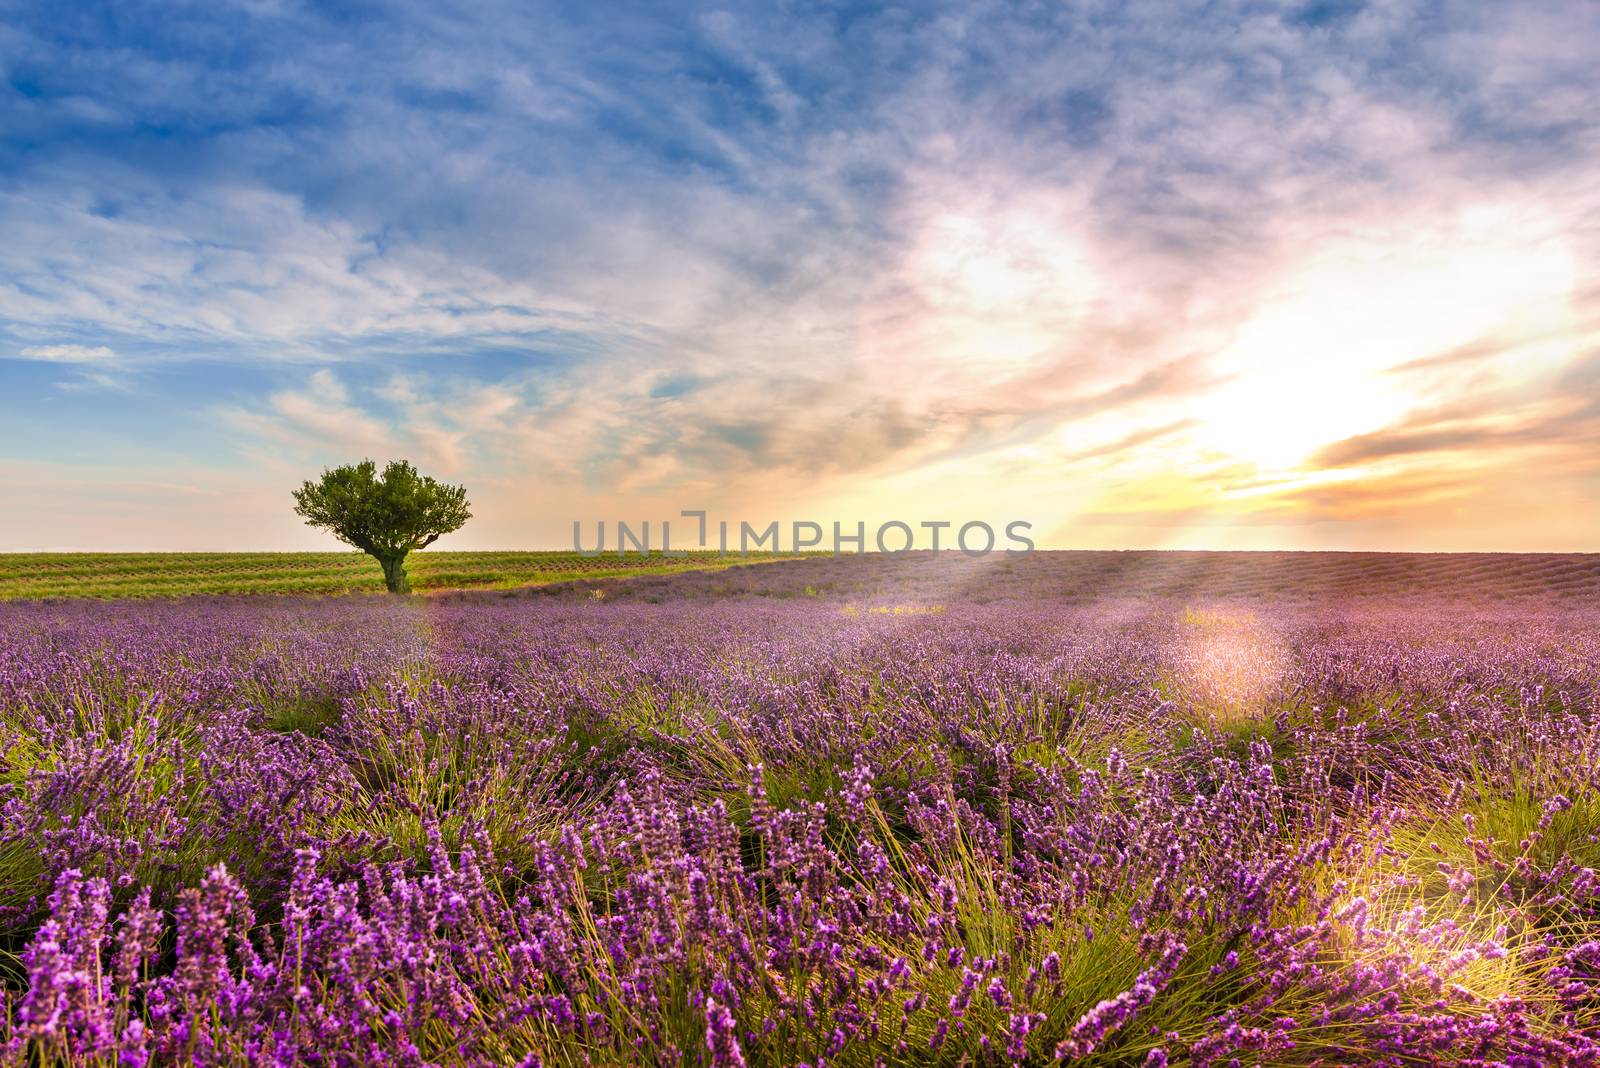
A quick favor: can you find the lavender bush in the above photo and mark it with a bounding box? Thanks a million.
[2,572,1597,1065]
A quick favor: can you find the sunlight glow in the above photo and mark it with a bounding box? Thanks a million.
[860,192,1101,392]
[1176,609,1290,722]
[1196,205,1579,472]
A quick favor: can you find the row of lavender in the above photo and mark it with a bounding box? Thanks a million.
[1,592,1597,1065]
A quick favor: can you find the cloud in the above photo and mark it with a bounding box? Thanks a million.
[1061,420,1200,465]
[1313,394,1600,469]
[55,369,132,393]
[1266,470,1476,520]
[17,344,116,363]
[224,369,400,460]
[1,1,1598,548]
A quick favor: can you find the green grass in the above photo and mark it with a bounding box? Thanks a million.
[0,550,791,600]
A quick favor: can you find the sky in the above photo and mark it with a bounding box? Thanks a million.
[1,0,1597,552]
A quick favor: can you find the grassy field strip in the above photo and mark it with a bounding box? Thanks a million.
[0,550,794,600]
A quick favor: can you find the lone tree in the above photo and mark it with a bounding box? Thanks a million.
[293,459,471,594]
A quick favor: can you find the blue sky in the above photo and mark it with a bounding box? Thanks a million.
[2,0,1597,550]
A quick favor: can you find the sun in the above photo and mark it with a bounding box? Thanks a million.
[1194,204,1579,473]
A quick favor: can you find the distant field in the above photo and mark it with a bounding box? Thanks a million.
[490,549,1600,605]
[0,550,790,600]
[3,548,1597,602]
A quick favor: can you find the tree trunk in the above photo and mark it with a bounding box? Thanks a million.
[377,553,410,594]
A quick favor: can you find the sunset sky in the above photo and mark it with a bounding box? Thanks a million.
[2,1,1597,551]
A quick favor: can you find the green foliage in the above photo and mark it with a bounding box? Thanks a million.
[260,691,345,737]
[293,459,472,593]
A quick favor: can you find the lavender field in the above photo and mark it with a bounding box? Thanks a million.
[3,554,1598,1066]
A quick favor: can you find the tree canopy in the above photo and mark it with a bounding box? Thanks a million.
[292,460,470,593]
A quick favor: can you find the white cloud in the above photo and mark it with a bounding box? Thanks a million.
[17,343,116,363]
[4,1,1599,548]
[224,369,399,460]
